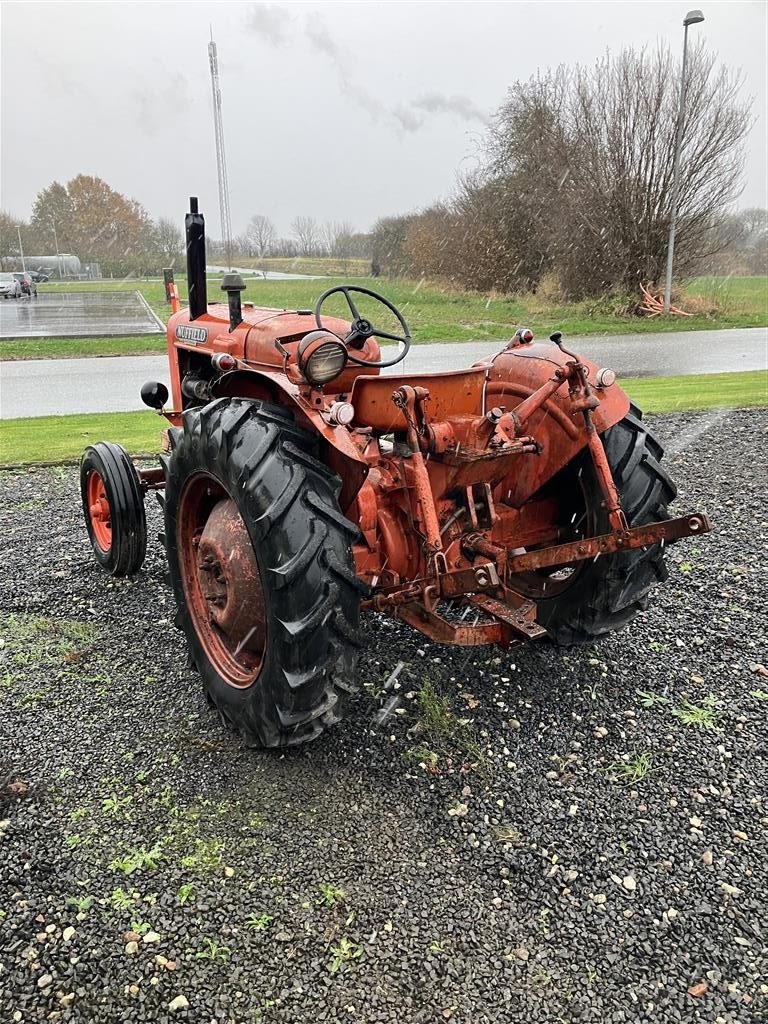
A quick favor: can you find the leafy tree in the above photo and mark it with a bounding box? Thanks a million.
[30,181,74,252]
[0,210,23,267]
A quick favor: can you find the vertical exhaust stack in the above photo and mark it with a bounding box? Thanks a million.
[185,197,208,320]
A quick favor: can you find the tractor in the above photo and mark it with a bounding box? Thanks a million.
[80,199,710,747]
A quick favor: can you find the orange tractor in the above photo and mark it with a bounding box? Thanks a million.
[80,199,709,747]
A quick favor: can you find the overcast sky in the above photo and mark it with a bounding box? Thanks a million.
[2,1,766,239]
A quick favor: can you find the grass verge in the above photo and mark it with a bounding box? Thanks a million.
[0,335,167,360]
[8,274,761,360]
[0,410,162,466]
[1,371,765,467]
[623,371,767,413]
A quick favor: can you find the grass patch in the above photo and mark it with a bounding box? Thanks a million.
[0,410,161,465]
[671,697,721,731]
[606,752,656,785]
[0,335,167,361]
[1,371,765,468]
[18,274,763,360]
[0,614,99,686]
[623,371,767,413]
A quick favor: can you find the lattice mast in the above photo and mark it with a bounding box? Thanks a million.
[208,33,233,269]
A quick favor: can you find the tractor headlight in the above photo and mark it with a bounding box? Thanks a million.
[297,331,348,387]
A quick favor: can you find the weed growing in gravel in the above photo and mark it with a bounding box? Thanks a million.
[195,938,231,963]
[110,887,135,910]
[407,677,485,774]
[318,883,346,907]
[246,912,273,931]
[429,939,449,954]
[403,744,440,771]
[109,843,164,875]
[180,837,225,872]
[636,689,671,709]
[102,793,133,817]
[69,806,88,821]
[0,615,99,685]
[65,895,93,913]
[538,908,551,937]
[671,696,721,730]
[177,883,196,905]
[419,679,453,733]
[64,833,93,849]
[749,689,768,701]
[130,919,151,935]
[606,752,656,785]
[329,936,362,974]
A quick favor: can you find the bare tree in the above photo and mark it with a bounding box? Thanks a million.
[246,214,276,258]
[400,44,751,298]
[485,44,752,296]
[291,215,319,257]
[153,217,183,265]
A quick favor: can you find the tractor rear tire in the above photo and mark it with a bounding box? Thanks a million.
[163,398,362,748]
[80,442,147,577]
[531,404,676,646]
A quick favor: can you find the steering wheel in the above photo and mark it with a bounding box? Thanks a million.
[314,285,412,368]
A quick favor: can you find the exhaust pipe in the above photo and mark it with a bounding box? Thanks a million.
[185,197,207,320]
[221,273,245,332]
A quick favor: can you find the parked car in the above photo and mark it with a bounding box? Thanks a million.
[0,273,22,299]
[28,270,50,283]
[13,272,38,296]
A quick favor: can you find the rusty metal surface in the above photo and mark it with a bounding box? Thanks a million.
[131,297,713,653]
[505,513,711,574]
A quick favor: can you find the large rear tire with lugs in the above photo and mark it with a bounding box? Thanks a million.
[163,398,362,748]
[516,404,676,646]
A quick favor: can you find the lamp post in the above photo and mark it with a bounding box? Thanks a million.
[51,219,63,280]
[17,226,26,272]
[663,8,705,314]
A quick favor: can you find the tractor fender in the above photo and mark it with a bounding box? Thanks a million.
[211,368,369,512]
[480,342,630,506]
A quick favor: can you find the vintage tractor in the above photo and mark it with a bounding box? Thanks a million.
[80,199,710,747]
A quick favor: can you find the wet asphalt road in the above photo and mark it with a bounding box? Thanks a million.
[1,328,766,419]
[0,292,164,339]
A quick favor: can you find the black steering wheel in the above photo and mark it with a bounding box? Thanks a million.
[314,285,412,368]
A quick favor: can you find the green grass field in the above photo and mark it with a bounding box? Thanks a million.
[1,371,765,467]
[6,273,762,361]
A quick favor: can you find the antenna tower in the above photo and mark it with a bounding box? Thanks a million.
[208,33,233,269]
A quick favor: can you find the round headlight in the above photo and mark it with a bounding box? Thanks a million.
[297,331,348,387]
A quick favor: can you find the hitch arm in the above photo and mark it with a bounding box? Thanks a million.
[504,512,710,575]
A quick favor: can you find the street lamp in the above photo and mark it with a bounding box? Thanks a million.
[663,8,705,314]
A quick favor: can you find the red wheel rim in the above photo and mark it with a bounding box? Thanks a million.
[177,473,267,688]
[87,470,112,552]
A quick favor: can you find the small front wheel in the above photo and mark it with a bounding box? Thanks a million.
[80,442,147,576]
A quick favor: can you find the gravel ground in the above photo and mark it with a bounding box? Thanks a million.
[1,408,766,1024]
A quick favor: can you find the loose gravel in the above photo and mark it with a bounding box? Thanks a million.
[1,408,766,1024]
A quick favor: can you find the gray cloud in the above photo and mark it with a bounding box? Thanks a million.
[411,92,489,124]
[245,2,292,47]
[246,6,487,134]
[304,11,343,62]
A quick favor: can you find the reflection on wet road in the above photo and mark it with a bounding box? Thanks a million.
[0,292,163,339]
[1,328,766,419]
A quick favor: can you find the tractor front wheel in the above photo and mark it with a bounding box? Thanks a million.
[163,398,362,748]
[80,442,147,576]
